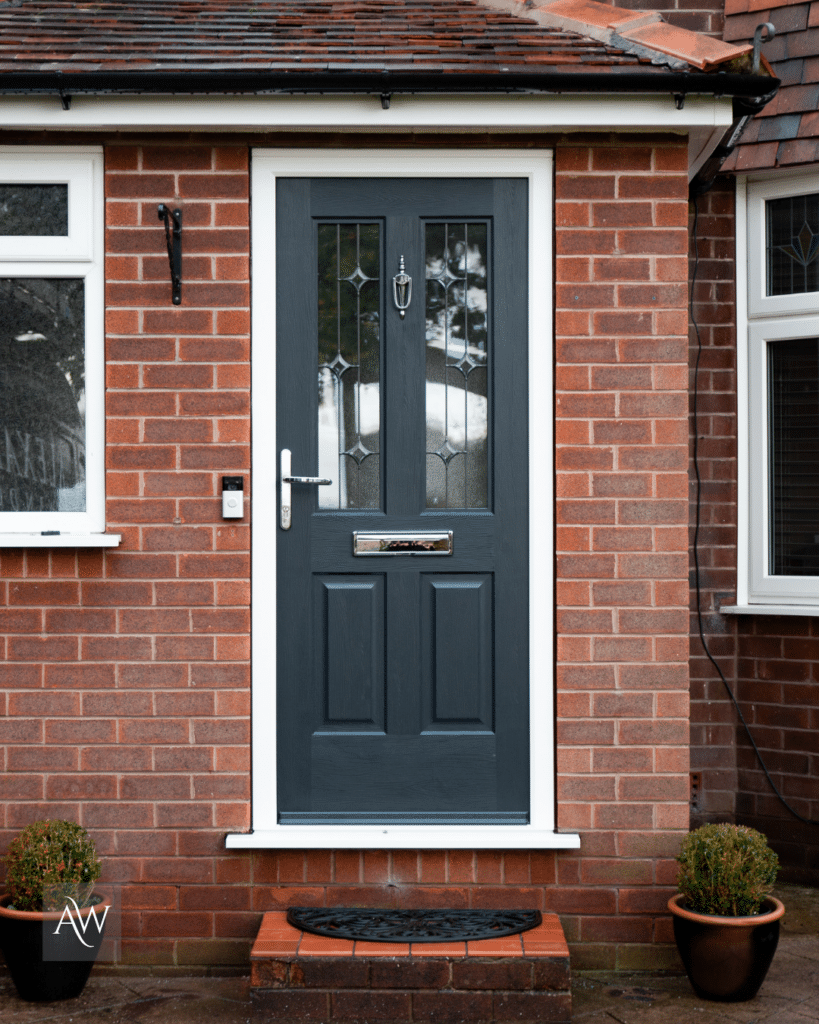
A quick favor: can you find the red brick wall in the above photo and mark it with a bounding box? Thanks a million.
[689,176,819,884]
[688,178,739,824]
[0,136,693,971]
[0,143,253,967]
[598,0,724,36]
[553,136,691,969]
[734,617,819,882]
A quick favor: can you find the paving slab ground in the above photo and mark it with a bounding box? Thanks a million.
[0,884,815,1023]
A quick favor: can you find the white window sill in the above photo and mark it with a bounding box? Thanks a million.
[721,603,819,617]
[0,533,121,548]
[225,828,581,850]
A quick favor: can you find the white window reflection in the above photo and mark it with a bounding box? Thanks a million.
[425,223,489,509]
[0,278,86,513]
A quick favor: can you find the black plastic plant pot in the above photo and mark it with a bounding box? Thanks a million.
[0,893,109,1002]
[668,894,784,1002]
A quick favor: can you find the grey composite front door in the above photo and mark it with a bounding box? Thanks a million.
[276,176,529,825]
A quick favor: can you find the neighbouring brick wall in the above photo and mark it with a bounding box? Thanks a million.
[553,135,691,970]
[688,177,739,825]
[689,176,819,883]
[0,135,694,972]
[733,617,819,883]
[598,0,725,36]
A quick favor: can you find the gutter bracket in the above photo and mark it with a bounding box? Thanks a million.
[59,89,71,111]
[157,204,182,306]
[753,23,775,75]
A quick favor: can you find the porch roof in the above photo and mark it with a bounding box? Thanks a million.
[0,0,762,90]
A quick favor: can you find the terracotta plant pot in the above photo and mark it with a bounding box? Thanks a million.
[0,892,110,1002]
[668,893,784,1002]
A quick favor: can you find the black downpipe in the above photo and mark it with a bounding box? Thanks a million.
[689,86,780,197]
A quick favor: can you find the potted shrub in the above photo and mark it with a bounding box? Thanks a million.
[668,822,784,1002]
[0,819,109,1001]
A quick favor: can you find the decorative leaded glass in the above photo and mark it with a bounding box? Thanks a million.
[0,184,68,236]
[766,193,819,296]
[425,222,489,509]
[0,278,86,512]
[317,223,381,509]
[768,337,819,575]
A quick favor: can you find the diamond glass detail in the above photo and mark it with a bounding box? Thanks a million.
[317,223,381,509]
[425,222,489,509]
[344,439,373,467]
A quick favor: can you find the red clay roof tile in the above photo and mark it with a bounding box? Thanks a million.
[732,140,781,167]
[625,21,752,69]
[777,137,819,161]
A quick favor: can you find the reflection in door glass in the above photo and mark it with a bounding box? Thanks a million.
[425,223,488,508]
[0,278,85,512]
[317,223,380,509]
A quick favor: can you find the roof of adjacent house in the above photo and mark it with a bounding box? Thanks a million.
[723,0,818,169]
[0,0,754,83]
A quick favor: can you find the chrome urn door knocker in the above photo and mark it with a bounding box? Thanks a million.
[392,255,412,319]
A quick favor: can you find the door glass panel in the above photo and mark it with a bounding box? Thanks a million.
[0,278,86,512]
[317,222,380,509]
[425,222,488,509]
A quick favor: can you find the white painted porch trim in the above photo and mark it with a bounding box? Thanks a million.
[0,93,733,181]
[227,147,580,851]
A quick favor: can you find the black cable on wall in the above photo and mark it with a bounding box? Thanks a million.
[690,193,819,829]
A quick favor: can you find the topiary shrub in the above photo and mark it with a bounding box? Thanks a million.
[676,823,779,917]
[4,820,102,912]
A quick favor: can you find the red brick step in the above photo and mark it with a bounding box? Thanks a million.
[251,910,571,1022]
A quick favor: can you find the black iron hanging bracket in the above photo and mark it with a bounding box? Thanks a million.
[157,204,182,305]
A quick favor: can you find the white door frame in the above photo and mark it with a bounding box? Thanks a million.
[227,147,578,850]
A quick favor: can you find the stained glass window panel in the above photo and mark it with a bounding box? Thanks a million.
[767,193,819,296]
[317,223,380,510]
[425,222,489,509]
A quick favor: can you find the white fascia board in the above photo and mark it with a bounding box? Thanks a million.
[0,92,733,133]
[226,828,581,850]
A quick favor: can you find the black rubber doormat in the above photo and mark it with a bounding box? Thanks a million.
[286,907,542,943]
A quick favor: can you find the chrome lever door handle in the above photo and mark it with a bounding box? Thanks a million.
[280,449,332,530]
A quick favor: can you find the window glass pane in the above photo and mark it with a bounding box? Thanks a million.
[0,278,85,512]
[766,193,819,296]
[769,337,819,574]
[317,223,380,510]
[425,222,488,509]
[0,184,68,236]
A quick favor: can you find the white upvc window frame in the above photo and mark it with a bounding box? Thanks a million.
[0,147,116,546]
[227,147,579,851]
[727,174,819,613]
